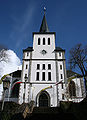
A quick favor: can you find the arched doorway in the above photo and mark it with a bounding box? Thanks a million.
[39,91,50,107]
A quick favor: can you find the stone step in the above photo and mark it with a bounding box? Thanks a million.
[32,107,61,114]
[26,113,77,120]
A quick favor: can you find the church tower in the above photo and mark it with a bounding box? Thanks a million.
[19,10,67,107]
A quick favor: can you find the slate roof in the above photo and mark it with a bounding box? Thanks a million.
[66,70,82,78]
[10,70,21,78]
[23,47,33,52]
[39,14,49,33]
[54,47,65,52]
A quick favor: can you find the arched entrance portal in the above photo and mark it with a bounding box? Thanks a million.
[39,91,50,107]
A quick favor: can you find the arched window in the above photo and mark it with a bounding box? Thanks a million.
[48,38,50,45]
[42,64,45,69]
[11,83,20,98]
[69,81,76,97]
[37,64,40,69]
[38,38,40,45]
[48,64,51,69]
[43,38,45,45]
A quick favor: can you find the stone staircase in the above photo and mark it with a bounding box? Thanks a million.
[32,107,61,114]
[25,107,77,120]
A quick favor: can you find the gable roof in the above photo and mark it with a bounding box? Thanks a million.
[66,70,82,78]
[23,47,33,52]
[10,70,21,78]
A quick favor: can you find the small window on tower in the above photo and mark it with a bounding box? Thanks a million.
[42,72,45,81]
[43,38,45,45]
[59,52,61,57]
[38,38,40,45]
[48,38,50,45]
[42,64,45,69]
[36,72,39,81]
[27,52,29,56]
[61,83,63,89]
[26,65,28,69]
[25,74,27,78]
[37,64,40,70]
[60,65,62,70]
[61,74,63,79]
[62,94,64,100]
[48,64,51,70]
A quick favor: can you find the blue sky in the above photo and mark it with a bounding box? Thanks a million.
[0,0,87,71]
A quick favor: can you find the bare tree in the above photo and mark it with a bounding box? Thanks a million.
[0,49,9,63]
[69,43,87,94]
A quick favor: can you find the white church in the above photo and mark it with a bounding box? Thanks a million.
[2,10,86,107]
[18,11,85,107]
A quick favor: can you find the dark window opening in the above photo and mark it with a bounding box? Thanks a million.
[42,72,45,81]
[36,72,39,81]
[38,38,40,45]
[62,94,64,100]
[48,72,51,81]
[48,64,51,70]
[27,52,29,56]
[61,83,63,89]
[48,38,50,45]
[60,65,62,70]
[25,74,27,78]
[42,64,45,69]
[59,52,61,56]
[43,38,45,45]
[23,93,25,102]
[37,64,40,69]
[26,65,28,69]
[61,74,63,79]
[11,84,20,98]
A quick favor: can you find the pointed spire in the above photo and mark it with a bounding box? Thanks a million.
[44,7,46,15]
[39,7,49,33]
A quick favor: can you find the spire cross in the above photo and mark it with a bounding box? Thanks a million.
[44,7,46,15]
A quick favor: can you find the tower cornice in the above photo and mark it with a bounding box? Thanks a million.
[33,32,56,35]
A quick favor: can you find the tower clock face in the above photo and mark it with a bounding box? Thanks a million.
[41,50,47,55]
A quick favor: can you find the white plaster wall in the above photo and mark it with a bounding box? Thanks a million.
[57,61,65,82]
[32,34,55,59]
[30,61,56,82]
[30,84,57,107]
[58,83,66,101]
[19,32,67,105]
[19,83,24,104]
[25,84,30,103]
[21,60,30,82]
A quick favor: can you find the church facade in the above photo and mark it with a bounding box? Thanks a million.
[18,12,85,107]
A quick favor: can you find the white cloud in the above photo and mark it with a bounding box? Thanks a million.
[0,49,21,77]
[0,49,22,99]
